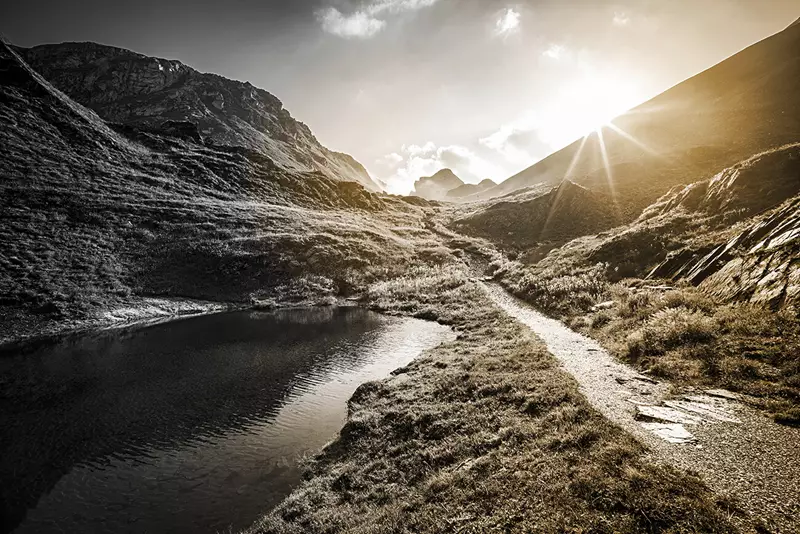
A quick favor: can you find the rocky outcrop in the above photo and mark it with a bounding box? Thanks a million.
[652,144,800,218]
[645,145,800,307]
[18,42,381,191]
[412,168,464,200]
[697,199,799,307]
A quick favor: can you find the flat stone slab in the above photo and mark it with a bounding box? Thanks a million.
[635,405,704,425]
[704,389,740,401]
[590,300,615,311]
[665,399,741,423]
[639,422,696,443]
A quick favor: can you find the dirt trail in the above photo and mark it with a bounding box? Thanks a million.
[481,282,800,533]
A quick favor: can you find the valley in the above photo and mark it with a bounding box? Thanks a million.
[2,12,800,534]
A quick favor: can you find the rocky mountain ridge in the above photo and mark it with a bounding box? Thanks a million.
[17,42,381,191]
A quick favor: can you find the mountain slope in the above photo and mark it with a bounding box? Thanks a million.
[18,42,381,191]
[0,41,441,346]
[455,180,620,250]
[479,17,800,207]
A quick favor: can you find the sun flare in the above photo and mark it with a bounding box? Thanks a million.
[538,71,643,149]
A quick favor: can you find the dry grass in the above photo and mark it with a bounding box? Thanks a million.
[534,278,800,426]
[586,283,800,425]
[245,266,744,534]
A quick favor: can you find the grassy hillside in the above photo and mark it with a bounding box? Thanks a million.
[0,42,450,344]
[454,180,621,252]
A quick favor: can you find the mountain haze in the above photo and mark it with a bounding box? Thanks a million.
[412,168,464,200]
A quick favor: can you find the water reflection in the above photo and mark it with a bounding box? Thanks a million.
[0,307,452,534]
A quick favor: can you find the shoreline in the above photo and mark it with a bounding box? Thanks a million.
[245,265,747,533]
[0,294,361,353]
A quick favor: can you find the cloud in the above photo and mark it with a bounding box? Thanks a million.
[494,8,521,37]
[479,112,548,168]
[613,11,631,26]
[375,142,503,194]
[317,8,386,38]
[317,0,439,39]
[542,43,565,60]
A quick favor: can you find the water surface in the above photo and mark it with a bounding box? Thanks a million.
[0,307,452,534]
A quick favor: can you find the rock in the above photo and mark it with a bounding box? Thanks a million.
[704,389,741,401]
[635,405,703,425]
[639,422,697,444]
[664,400,741,423]
[590,300,615,311]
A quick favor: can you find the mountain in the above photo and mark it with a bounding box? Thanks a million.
[0,41,438,346]
[446,178,497,200]
[503,144,800,308]
[412,168,464,200]
[17,42,381,191]
[476,18,800,209]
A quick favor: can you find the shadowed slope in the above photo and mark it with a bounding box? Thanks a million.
[455,180,620,250]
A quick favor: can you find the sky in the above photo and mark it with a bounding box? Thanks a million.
[2,0,798,193]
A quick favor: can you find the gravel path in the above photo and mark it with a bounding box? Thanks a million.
[481,282,800,533]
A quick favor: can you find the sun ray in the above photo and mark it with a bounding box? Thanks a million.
[539,133,591,240]
[606,122,664,159]
[596,126,621,218]
[563,134,589,180]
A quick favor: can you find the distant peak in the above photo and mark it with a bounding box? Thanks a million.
[427,168,459,179]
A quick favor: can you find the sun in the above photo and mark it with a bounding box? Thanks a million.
[537,71,643,149]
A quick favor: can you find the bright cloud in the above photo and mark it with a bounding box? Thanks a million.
[317,8,386,39]
[494,8,521,37]
[375,142,503,194]
[542,43,566,60]
[613,11,631,26]
[479,112,544,167]
[317,0,439,39]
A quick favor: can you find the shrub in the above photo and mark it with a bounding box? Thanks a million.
[658,288,716,313]
[626,307,717,358]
